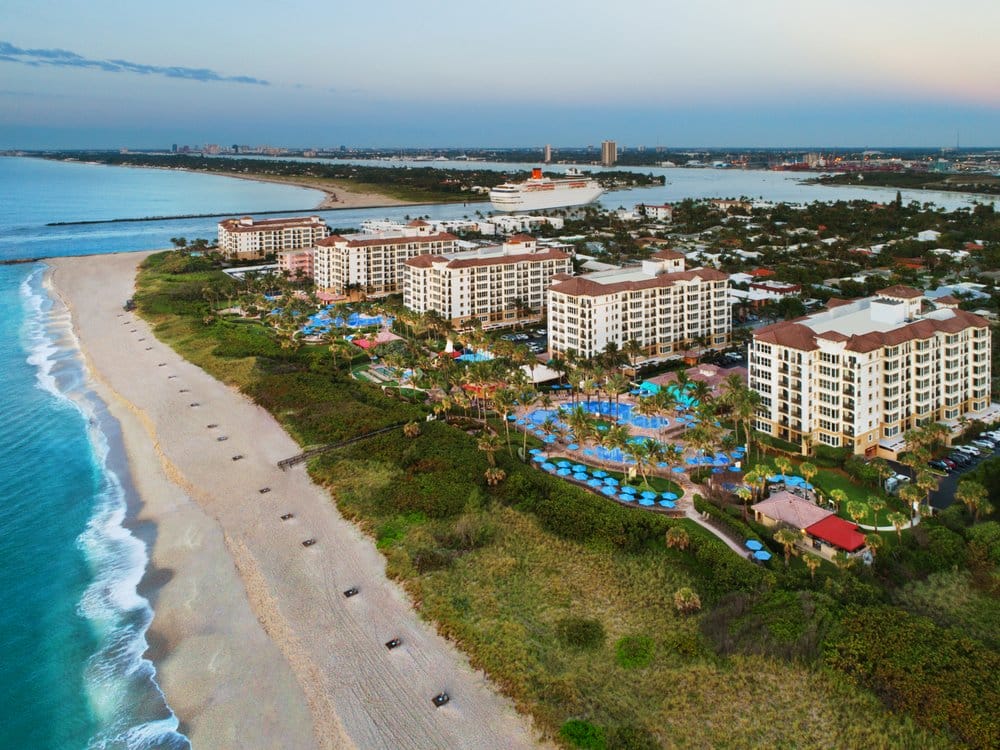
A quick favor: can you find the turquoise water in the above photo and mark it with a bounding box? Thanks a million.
[0,154,995,748]
[0,158,332,749]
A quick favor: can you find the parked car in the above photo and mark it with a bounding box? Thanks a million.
[955,445,984,458]
[971,439,995,451]
[948,452,970,467]
[940,458,957,470]
[927,459,951,472]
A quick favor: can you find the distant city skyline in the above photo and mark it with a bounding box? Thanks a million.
[2,0,999,149]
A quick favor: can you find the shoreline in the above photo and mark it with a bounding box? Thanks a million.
[48,252,540,749]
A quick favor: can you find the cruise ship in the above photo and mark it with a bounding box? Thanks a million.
[489,168,604,212]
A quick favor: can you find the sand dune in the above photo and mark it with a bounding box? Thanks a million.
[49,252,540,749]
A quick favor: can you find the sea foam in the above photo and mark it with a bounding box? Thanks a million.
[22,267,190,750]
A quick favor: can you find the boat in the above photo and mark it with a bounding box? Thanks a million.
[489,167,604,212]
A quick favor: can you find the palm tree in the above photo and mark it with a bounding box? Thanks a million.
[602,423,632,474]
[517,385,538,460]
[626,439,656,487]
[914,470,938,516]
[828,489,848,514]
[846,500,869,529]
[887,511,909,542]
[403,421,421,438]
[865,533,883,560]
[492,388,517,457]
[898,484,923,528]
[867,496,886,529]
[955,479,989,521]
[477,431,501,468]
[605,372,631,415]
[774,528,800,567]
[744,465,770,504]
[799,462,818,488]
[665,526,690,551]
[673,587,702,614]
[774,455,794,477]
[803,554,821,581]
[735,486,753,520]
[484,466,507,486]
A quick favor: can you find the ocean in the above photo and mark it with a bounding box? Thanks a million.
[0,153,993,749]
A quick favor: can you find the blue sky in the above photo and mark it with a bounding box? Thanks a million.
[2,0,999,148]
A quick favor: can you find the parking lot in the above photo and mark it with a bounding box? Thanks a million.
[500,329,548,355]
[888,437,1000,510]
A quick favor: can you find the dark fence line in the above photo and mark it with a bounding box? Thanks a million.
[277,422,406,470]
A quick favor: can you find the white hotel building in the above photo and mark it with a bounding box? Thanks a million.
[547,250,731,361]
[313,221,457,297]
[403,235,572,329]
[217,215,329,260]
[750,286,994,458]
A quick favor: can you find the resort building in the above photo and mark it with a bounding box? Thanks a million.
[753,492,868,561]
[313,221,458,297]
[547,250,731,361]
[403,235,572,329]
[750,286,994,458]
[636,203,674,221]
[217,215,329,260]
[277,248,314,280]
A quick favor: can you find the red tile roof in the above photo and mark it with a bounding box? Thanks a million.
[219,216,326,233]
[651,248,686,261]
[877,284,923,299]
[805,515,866,552]
[750,268,775,277]
[934,295,961,306]
[549,268,728,297]
[506,233,536,244]
[405,248,570,270]
[318,232,457,248]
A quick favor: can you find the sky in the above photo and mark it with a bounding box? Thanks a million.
[2,0,999,149]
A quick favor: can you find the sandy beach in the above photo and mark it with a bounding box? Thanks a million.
[48,252,540,749]
[217,171,418,210]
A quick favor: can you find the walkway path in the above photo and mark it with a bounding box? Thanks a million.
[857,515,922,532]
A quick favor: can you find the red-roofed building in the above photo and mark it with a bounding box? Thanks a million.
[218,215,329,260]
[750,268,775,278]
[403,237,572,330]
[314,228,458,297]
[805,515,867,558]
[750,286,992,458]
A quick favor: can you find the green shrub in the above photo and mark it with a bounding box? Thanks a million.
[967,521,1000,564]
[555,617,606,650]
[615,635,655,669]
[825,606,1000,748]
[813,444,850,468]
[560,720,607,750]
[606,724,659,750]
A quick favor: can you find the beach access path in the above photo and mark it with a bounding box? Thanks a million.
[49,252,540,750]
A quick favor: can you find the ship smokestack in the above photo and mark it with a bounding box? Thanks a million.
[532,167,542,179]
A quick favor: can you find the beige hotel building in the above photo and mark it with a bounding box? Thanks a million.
[403,235,571,329]
[547,249,731,360]
[750,286,994,458]
[217,215,329,260]
[313,221,457,297]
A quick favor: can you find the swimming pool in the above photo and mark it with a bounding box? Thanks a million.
[529,402,671,430]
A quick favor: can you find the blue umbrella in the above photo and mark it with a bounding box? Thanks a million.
[545,435,557,443]
[641,490,658,499]
[785,476,803,486]
[557,468,571,476]
[621,486,637,495]
[619,493,634,502]
[767,474,784,483]
[661,491,679,500]
[657,461,668,468]
[604,477,619,486]
[803,482,814,490]
[745,539,763,551]
[593,470,608,478]
[672,466,686,473]
[557,460,571,468]
[686,457,699,465]
[753,550,772,561]
[573,472,589,482]
[529,447,542,454]
[638,498,655,506]
[516,419,526,425]
[659,499,676,508]
[572,464,587,472]
[583,448,595,456]
[542,462,556,471]
[506,414,516,421]
[712,467,724,474]
[588,478,603,487]
[532,454,546,462]
[601,485,617,496]
[567,444,579,451]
